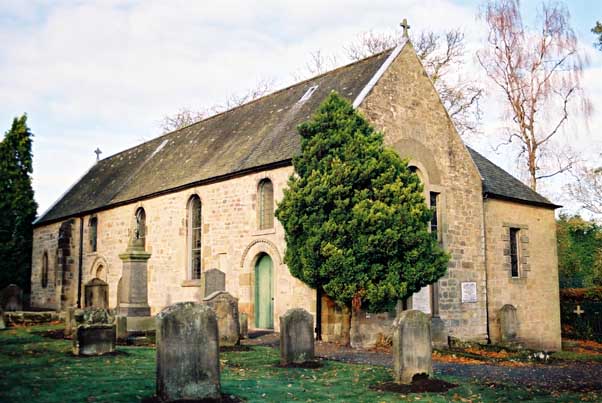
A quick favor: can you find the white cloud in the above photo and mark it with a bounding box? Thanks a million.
[0,0,600,215]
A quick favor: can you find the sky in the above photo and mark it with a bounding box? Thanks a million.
[1,0,601,218]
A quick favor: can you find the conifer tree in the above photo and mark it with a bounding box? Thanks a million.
[0,115,37,292]
[276,93,448,341]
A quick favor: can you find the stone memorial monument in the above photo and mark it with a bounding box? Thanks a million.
[72,307,116,356]
[393,310,432,384]
[0,284,23,311]
[499,304,519,343]
[203,291,240,347]
[202,268,226,298]
[156,302,220,401]
[84,278,109,309]
[279,308,315,365]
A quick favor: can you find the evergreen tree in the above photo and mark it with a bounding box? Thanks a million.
[593,21,602,50]
[276,93,448,335]
[557,214,602,288]
[0,115,37,292]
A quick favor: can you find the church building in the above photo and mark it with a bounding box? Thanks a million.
[30,36,562,350]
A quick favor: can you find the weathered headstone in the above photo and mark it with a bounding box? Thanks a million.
[202,268,226,298]
[0,309,6,330]
[84,278,109,309]
[72,307,116,356]
[73,324,116,355]
[64,307,77,338]
[203,291,240,346]
[115,315,128,341]
[156,302,220,401]
[279,308,314,365]
[392,310,432,384]
[431,316,448,349]
[0,284,23,311]
[239,312,249,339]
[499,304,518,343]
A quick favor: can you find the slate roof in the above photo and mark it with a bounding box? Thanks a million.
[467,147,559,208]
[35,48,558,226]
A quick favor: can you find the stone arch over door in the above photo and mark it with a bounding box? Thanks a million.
[240,239,282,329]
[254,253,274,329]
[90,256,109,283]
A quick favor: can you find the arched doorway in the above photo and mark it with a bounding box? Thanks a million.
[254,254,274,329]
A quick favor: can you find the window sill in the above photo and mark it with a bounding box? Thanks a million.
[181,279,202,287]
[252,228,276,236]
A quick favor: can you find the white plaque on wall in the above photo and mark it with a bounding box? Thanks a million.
[461,282,477,303]
[411,285,431,313]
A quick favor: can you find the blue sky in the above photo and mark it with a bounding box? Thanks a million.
[1,0,601,216]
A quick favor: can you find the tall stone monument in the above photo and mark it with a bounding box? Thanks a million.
[117,234,152,334]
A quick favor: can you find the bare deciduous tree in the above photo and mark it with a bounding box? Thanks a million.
[567,163,602,217]
[159,78,275,134]
[344,29,483,136]
[477,0,591,191]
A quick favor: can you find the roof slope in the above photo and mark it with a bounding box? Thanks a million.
[36,48,558,226]
[36,50,394,225]
[467,147,558,208]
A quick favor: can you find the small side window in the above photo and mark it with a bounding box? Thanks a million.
[41,251,49,288]
[89,216,98,252]
[509,228,520,278]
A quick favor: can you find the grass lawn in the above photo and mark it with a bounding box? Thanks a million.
[0,325,597,403]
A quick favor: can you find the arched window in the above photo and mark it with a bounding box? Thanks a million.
[258,179,274,230]
[89,216,98,252]
[41,251,49,288]
[187,196,202,280]
[135,208,146,247]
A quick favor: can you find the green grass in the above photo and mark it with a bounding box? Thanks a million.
[551,350,602,362]
[0,325,597,403]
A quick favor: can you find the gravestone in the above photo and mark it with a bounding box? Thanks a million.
[64,307,79,338]
[392,310,432,384]
[118,236,151,317]
[203,291,240,346]
[115,315,128,341]
[279,308,314,365]
[0,284,23,311]
[499,304,518,343]
[84,278,109,308]
[239,312,249,339]
[0,310,6,330]
[202,268,226,298]
[431,317,448,349]
[156,302,220,401]
[72,307,116,356]
[73,325,116,355]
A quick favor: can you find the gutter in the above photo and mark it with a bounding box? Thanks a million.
[77,216,84,308]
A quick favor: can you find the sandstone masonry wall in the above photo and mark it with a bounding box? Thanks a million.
[357,43,488,341]
[484,199,561,351]
[31,166,315,331]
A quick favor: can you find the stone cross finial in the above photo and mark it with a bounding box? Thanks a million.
[400,18,410,38]
[573,305,585,316]
[94,147,102,161]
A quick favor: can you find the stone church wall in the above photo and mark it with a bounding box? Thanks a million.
[356,43,489,342]
[32,165,315,332]
[484,199,561,351]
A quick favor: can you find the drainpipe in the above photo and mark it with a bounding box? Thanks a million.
[315,287,322,341]
[77,216,84,308]
[482,194,491,344]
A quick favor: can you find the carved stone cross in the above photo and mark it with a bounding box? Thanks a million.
[574,305,585,316]
[400,18,411,38]
[94,147,102,161]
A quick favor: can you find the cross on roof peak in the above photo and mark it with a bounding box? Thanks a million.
[400,18,410,39]
[94,147,102,162]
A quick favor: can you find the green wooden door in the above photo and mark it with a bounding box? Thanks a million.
[255,254,273,329]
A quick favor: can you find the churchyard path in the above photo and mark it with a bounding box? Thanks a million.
[244,331,602,393]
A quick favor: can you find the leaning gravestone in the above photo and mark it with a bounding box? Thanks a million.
[72,307,116,356]
[84,278,109,309]
[156,302,220,401]
[202,268,226,298]
[0,284,23,311]
[203,291,240,347]
[393,310,433,384]
[280,308,314,365]
[499,304,518,343]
